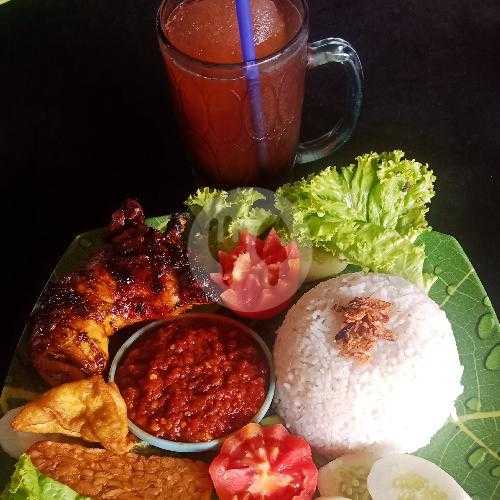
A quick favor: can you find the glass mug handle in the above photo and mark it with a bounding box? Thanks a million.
[296,38,363,164]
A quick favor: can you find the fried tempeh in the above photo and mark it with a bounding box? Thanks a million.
[28,441,213,500]
[12,376,133,454]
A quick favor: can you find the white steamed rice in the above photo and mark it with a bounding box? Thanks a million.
[273,272,464,459]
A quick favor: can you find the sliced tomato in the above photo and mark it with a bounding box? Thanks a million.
[211,230,301,319]
[209,423,318,500]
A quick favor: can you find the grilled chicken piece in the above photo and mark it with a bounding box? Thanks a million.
[29,199,209,386]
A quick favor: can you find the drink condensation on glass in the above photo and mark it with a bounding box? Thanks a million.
[157,0,363,187]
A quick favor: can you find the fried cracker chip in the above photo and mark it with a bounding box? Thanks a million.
[28,441,213,500]
[12,376,132,454]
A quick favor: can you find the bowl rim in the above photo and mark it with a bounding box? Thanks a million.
[108,312,276,453]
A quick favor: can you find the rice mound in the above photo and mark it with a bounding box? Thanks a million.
[273,272,464,459]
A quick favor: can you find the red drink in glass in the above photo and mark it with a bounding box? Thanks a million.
[157,0,363,187]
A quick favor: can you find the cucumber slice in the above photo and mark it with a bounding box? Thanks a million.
[0,408,57,459]
[317,497,352,500]
[367,454,471,500]
[259,415,283,427]
[318,452,378,499]
[305,248,348,282]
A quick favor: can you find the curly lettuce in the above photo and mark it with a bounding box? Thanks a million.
[1,454,89,500]
[185,151,436,289]
[275,151,436,289]
[185,187,276,249]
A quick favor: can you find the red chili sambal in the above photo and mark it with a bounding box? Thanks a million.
[115,315,269,442]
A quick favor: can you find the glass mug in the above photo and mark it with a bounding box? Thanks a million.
[157,0,363,187]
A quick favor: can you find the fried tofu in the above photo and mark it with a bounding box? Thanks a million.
[12,376,133,454]
[28,441,213,500]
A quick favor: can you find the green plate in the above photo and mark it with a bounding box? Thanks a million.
[1,225,499,499]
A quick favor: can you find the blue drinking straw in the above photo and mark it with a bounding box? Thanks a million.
[235,0,268,171]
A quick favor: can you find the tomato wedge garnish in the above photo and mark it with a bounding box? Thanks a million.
[211,230,301,319]
[209,423,318,500]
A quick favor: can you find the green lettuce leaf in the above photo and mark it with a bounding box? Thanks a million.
[1,455,89,500]
[185,187,276,249]
[145,215,170,232]
[275,151,436,289]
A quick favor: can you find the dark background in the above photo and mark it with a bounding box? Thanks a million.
[1,0,499,384]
